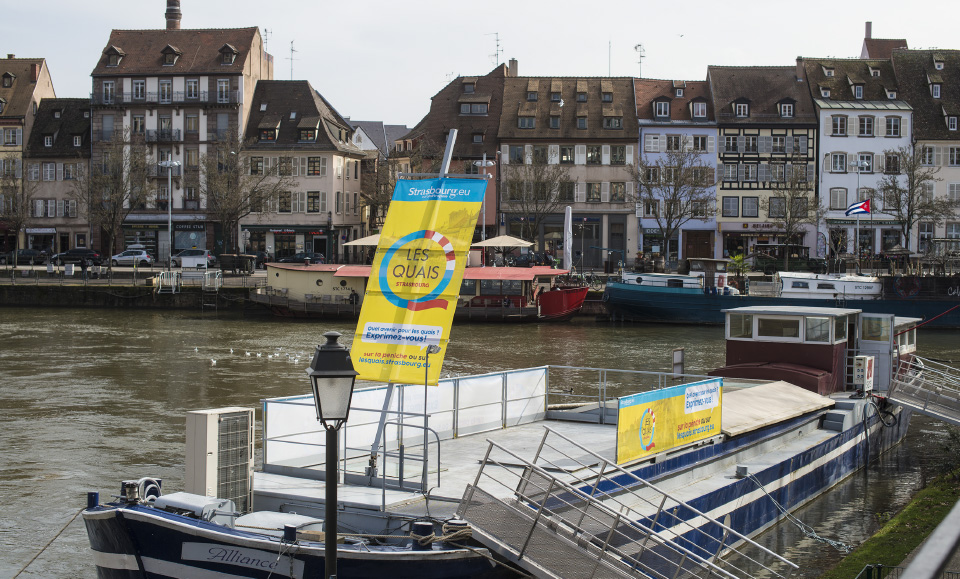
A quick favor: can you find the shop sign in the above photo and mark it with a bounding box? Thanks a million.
[826,219,899,226]
[25,228,56,234]
[128,224,161,230]
[174,224,205,231]
[270,229,295,234]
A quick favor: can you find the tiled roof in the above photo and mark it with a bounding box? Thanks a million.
[25,98,91,157]
[348,120,411,157]
[91,28,258,76]
[404,64,508,159]
[498,77,638,140]
[243,80,363,155]
[635,79,714,123]
[862,38,908,59]
[0,58,47,119]
[892,49,960,140]
[707,66,817,125]
[802,57,898,102]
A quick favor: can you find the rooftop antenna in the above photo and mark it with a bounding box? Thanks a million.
[286,40,298,80]
[635,43,646,78]
[263,28,271,53]
[487,32,503,66]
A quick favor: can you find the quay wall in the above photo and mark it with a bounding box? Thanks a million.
[0,284,252,310]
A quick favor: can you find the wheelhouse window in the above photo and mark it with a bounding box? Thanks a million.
[729,314,753,339]
[758,317,800,339]
[805,317,830,342]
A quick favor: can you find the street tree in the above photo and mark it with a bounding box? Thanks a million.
[759,159,825,271]
[0,154,38,265]
[71,129,151,263]
[359,154,398,233]
[500,147,575,245]
[876,144,955,252]
[197,131,296,255]
[634,146,717,260]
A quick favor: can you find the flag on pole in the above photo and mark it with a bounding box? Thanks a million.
[845,199,871,216]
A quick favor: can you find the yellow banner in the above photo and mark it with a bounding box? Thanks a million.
[616,378,722,464]
[351,178,486,385]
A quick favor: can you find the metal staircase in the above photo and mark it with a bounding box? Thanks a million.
[887,356,960,427]
[457,426,798,579]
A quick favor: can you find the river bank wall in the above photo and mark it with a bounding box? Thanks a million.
[0,283,254,310]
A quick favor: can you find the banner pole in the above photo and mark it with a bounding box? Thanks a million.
[438,129,458,179]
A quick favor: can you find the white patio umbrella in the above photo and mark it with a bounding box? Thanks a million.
[471,235,533,248]
[343,233,381,246]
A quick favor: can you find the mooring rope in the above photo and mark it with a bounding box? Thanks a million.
[12,508,83,578]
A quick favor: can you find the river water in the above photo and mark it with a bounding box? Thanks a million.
[1,307,958,578]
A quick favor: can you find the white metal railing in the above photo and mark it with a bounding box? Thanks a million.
[154,270,181,294]
[888,356,960,427]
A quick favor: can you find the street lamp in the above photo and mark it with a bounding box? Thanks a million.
[306,331,359,579]
[157,160,181,267]
[474,155,496,266]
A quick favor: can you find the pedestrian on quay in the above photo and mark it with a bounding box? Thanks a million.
[80,257,88,281]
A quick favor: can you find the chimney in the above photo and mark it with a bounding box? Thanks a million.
[796,57,803,82]
[865,21,872,39]
[6,54,14,59]
[31,63,39,82]
[165,0,182,30]
[508,58,518,77]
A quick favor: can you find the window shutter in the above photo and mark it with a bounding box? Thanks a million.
[785,137,794,155]
[738,164,745,181]
[600,182,610,202]
[759,163,770,182]
[15,159,21,178]
[875,154,882,171]
[902,118,909,137]
[848,153,856,168]
[69,200,77,218]
[34,199,43,217]
[737,135,745,153]
[575,182,585,202]
[880,119,888,137]
[807,164,815,182]
[524,145,533,164]
[853,118,860,136]
[548,144,559,165]
[601,145,610,165]
[501,144,510,164]
[16,128,22,146]
[57,200,64,217]
[759,136,770,154]
[798,136,807,153]
[625,145,634,164]
[644,133,654,152]
[682,135,692,151]
[658,135,666,153]
[575,145,586,165]
[935,146,942,166]
[56,163,63,181]
[47,200,55,218]
[626,181,634,200]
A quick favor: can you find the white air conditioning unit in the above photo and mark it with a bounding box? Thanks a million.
[185,407,255,513]
[853,355,875,393]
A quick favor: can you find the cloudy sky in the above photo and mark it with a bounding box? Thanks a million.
[5,1,957,128]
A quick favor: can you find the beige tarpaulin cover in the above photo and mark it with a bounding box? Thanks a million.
[721,381,834,437]
[343,233,381,246]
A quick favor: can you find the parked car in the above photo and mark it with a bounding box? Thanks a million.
[1,248,47,265]
[277,252,324,264]
[51,248,103,266]
[170,249,217,268]
[111,249,154,267]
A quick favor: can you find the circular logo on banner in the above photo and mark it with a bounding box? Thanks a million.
[639,408,656,451]
[379,229,456,311]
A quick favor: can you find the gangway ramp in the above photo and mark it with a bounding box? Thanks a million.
[457,427,797,579]
[888,356,960,427]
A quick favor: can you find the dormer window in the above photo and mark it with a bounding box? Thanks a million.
[472,133,483,143]
[887,90,897,99]
[1,72,14,88]
[869,67,880,77]
[219,43,239,65]
[518,116,535,129]
[853,85,863,99]
[577,92,587,102]
[299,129,316,142]
[103,46,125,68]
[655,101,669,117]
[0,98,5,114]
[73,135,81,147]
[603,116,623,129]
[692,101,706,118]
[161,45,182,66]
[44,135,52,147]
[550,92,561,102]
[934,57,944,70]
[289,112,297,119]
[54,110,61,119]
[463,83,475,94]
[260,103,267,112]
[821,88,831,98]
[735,103,749,117]
[675,88,683,97]
[260,129,276,142]
[949,116,958,131]
[823,66,835,77]
[602,92,613,102]
[780,103,794,118]
[932,84,942,98]
[526,91,537,101]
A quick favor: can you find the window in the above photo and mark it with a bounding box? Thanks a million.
[1,74,10,88]
[518,116,535,129]
[163,51,177,66]
[186,79,199,100]
[793,136,807,154]
[299,129,317,142]
[133,80,145,100]
[950,117,958,131]
[643,200,659,217]
[854,85,863,99]
[610,182,626,202]
[723,164,737,181]
[921,182,935,202]
[886,117,901,137]
[102,81,115,104]
[770,164,785,182]
[558,182,574,202]
[550,92,561,102]
[533,146,548,164]
[830,173,848,195]
[667,135,682,151]
[549,116,560,129]
[185,114,198,134]
[692,101,706,118]
[43,135,52,147]
[821,88,831,98]
[159,80,172,104]
[277,191,292,213]
[830,153,846,173]
[472,133,483,143]
[63,163,76,180]
[730,314,753,338]
[920,222,934,253]
[577,117,587,129]
[832,116,847,136]
[743,164,757,181]
[217,79,230,103]
[42,162,55,181]
[949,147,960,166]
[459,103,487,115]
[249,157,263,175]
[185,148,198,168]
[611,145,626,165]
[805,317,830,343]
[463,83,475,94]
[260,129,276,142]
[73,135,82,147]
[586,146,601,164]
[3,127,20,146]
[859,153,874,172]
[932,84,941,98]
[527,91,537,101]
[724,136,738,153]
[792,197,809,217]
[742,197,758,217]
[559,146,574,164]
[663,167,677,183]
[735,103,749,117]
[586,182,601,202]
[887,90,897,99]
[691,167,708,185]
[603,116,623,129]
[949,184,960,203]
[645,134,661,152]
[722,196,739,217]
[772,136,786,153]
[276,158,292,176]
[27,163,39,180]
[859,116,874,136]
[769,197,786,218]
[306,191,321,213]
[921,147,935,166]
[781,103,794,118]
[885,153,900,174]
[509,145,524,164]
[655,101,669,117]
[602,92,613,102]
[577,92,587,102]
[643,166,659,183]
[744,136,758,153]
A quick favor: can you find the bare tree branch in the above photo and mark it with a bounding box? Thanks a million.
[500,151,575,244]
[0,153,37,264]
[758,156,825,271]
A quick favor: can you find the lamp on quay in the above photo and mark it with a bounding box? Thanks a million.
[306,331,358,579]
[157,160,181,267]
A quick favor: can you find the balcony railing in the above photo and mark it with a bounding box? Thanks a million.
[184,200,199,210]
[148,165,182,178]
[146,129,182,142]
[91,90,241,106]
